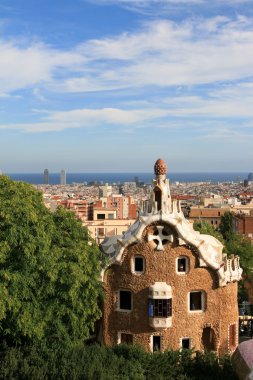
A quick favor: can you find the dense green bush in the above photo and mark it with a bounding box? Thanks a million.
[0,343,238,380]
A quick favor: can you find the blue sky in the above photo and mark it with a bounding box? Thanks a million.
[1,0,253,173]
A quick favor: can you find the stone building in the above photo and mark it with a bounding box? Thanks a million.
[233,212,253,240]
[189,206,231,228]
[100,159,243,354]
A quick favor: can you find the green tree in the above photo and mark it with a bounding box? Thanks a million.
[193,218,253,302]
[193,221,224,244]
[44,206,105,345]
[0,176,104,347]
[219,211,253,301]
[225,234,253,277]
[219,211,234,240]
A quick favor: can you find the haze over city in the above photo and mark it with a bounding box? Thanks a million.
[1,0,253,173]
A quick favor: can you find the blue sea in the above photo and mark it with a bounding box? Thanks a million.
[6,172,248,185]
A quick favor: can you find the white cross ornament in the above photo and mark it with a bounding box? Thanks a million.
[148,225,174,250]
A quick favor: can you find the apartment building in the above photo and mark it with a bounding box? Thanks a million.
[189,206,231,228]
[233,211,253,240]
[60,199,93,221]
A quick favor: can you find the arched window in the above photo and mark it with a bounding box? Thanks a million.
[202,326,215,351]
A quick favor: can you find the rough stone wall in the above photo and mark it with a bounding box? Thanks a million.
[102,223,238,355]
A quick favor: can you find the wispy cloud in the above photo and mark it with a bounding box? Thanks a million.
[1,81,253,134]
[61,17,253,92]
[87,0,252,16]
[1,16,253,96]
[0,107,169,132]
[0,40,85,93]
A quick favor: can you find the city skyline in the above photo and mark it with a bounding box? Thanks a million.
[1,0,253,173]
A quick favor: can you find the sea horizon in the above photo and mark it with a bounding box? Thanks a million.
[5,172,249,185]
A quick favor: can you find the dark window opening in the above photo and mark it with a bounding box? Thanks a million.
[98,228,104,236]
[134,257,144,272]
[190,292,203,311]
[153,336,161,352]
[119,290,132,310]
[97,213,105,220]
[154,187,162,211]
[121,333,133,345]
[182,338,190,349]
[202,327,215,351]
[149,299,172,318]
[178,257,187,272]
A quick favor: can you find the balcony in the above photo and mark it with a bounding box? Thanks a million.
[148,282,172,330]
[149,316,172,329]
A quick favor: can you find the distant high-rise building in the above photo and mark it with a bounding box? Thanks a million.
[60,169,66,185]
[248,173,253,181]
[44,169,49,184]
[134,176,139,185]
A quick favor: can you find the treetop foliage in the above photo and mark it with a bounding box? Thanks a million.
[194,212,253,301]
[0,175,104,348]
[193,221,224,244]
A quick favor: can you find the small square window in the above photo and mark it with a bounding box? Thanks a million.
[181,338,190,349]
[119,290,132,311]
[189,291,204,311]
[97,213,105,220]
[120,333,133,345]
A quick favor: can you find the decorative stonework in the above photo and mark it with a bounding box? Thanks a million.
[148,225,174,250]
[101,198,242,286]
[154,158,167,175]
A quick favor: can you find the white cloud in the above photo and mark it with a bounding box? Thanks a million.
[0,41,85,93]
[1,16,253,95]
[1,80,253,133]
[60,17,253,92]
[0,107,169,132]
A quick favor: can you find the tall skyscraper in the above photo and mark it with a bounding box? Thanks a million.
[44,169,49,184]
[248,173,253,181]
[60,169,66,185]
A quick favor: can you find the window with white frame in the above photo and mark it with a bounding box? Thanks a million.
[133,255,145,274]
[152,335,161,352]
[189,291,205,312]
[149,299,172,318]
[177,256,189,274]
[181,338,191,349]
[119,290,132,311]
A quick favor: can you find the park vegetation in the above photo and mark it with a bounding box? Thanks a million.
[194,211,253,302]
[0,175,104,349]
[0,343,238,380]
